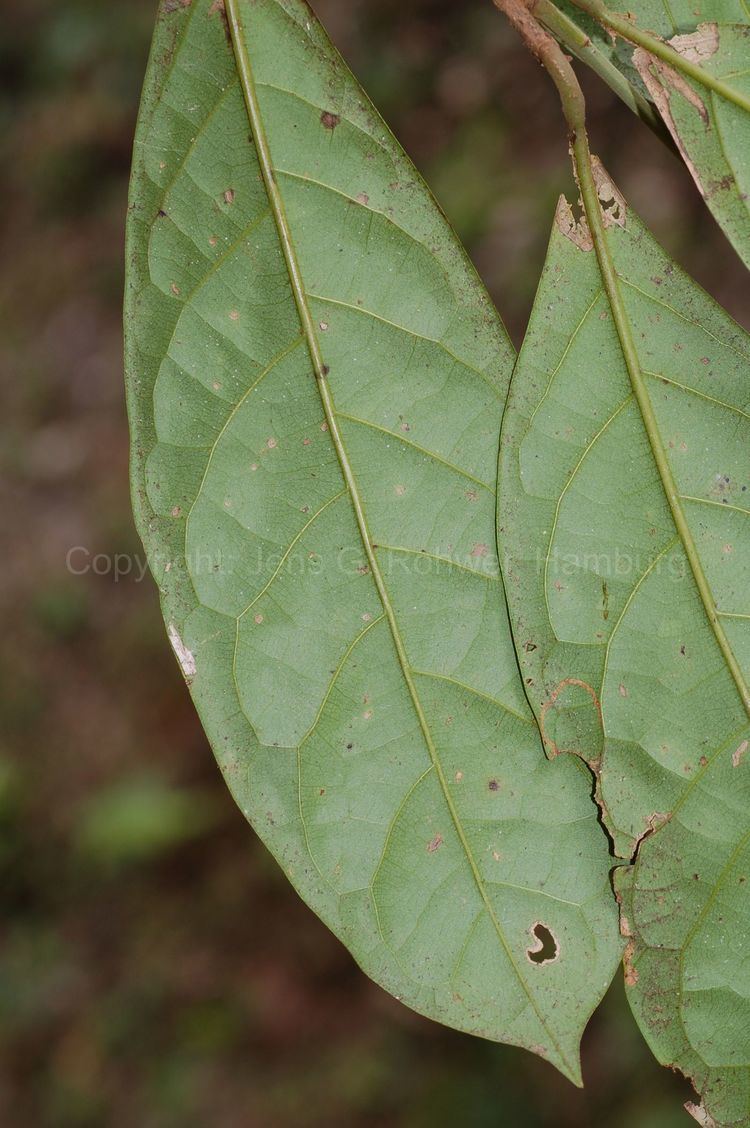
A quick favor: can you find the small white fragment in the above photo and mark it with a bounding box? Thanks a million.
[168,624,196,678]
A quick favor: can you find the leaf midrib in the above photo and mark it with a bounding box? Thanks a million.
[571,142,750,722]
[224,0,573,1073]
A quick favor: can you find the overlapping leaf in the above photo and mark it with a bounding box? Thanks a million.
[541,0,750,267]
[124,0,621,1075]
[498,166,750,1122]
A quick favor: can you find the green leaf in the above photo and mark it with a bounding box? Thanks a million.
[498,164,750,1121]
[124,0,621,1076]
[544,1,750,268]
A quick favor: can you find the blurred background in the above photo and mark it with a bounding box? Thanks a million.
[2,1,748,1124]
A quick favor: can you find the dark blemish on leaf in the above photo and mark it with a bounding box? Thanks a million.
[223,188,235,205]
[488,779,499,792]
[320,111,341,131]
[346,742,353,750]
[602,580,609,621]
[680,645,686,656]
[523,640,537,652]
[427,834,443,853]
[157,209,168,218]
[526,922,559,965]
[321,365,330,377]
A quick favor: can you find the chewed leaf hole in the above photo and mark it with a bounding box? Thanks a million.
[526,922,559,965]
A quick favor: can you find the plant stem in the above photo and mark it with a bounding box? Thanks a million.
[492,0,750,719]
[532,0,674,148]
[566,0,750,114]
[491,0,587,139]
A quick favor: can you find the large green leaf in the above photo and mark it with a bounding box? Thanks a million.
[498,165,750,1121]
[540,0,750,268]
[124,0,621,1076]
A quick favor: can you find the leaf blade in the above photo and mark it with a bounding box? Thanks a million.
[498,165,750,1119]
[125,0,621,1075]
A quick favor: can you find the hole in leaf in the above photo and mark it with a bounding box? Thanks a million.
[526,922,559,965]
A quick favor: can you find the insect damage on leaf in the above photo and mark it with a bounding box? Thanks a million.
[670,23,719,65]
[526,922,560,965]
[555,156,626,250]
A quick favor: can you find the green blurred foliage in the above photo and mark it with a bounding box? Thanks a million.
[1,0,747,1124]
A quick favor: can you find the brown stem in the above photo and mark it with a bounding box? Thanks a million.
[491,0,586,139]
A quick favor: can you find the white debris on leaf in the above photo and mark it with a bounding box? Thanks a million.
[168,624,196,678]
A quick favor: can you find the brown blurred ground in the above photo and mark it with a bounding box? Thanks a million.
[1,1,747,1125]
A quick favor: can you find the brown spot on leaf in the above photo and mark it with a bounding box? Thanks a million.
[732,740,748,768]
[320,111,341,131]
[623,939,639,986]
[427,833,443,853]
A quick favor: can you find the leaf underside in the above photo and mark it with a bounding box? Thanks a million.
[552,1,750,269]
[124,0,621,1079]
[498,176,750,1122]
